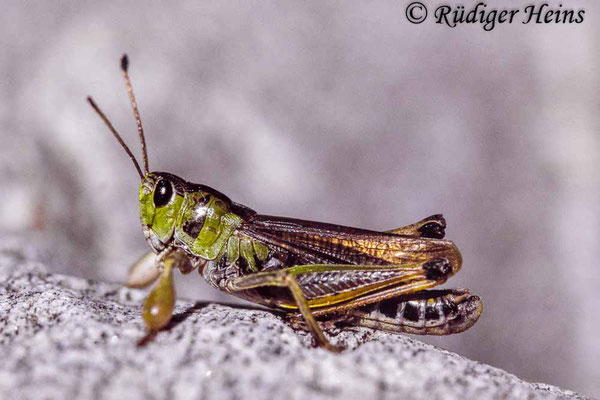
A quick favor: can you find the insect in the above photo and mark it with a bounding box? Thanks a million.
[87,55,483,351]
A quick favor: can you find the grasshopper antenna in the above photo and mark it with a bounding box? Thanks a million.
[87,96,145,179]
[120,54,149,176]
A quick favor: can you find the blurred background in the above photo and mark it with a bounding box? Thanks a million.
[1,1,598,396]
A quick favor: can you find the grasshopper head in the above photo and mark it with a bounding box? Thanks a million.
[139,172,187,253]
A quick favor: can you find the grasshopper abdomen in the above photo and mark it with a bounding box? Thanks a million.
[349,288,483,335]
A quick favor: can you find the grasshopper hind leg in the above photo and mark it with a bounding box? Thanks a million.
[224,258,457,351]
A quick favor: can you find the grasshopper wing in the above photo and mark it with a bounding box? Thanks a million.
[239,214,461,271]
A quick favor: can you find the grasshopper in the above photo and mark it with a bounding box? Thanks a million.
[87,55,482,351]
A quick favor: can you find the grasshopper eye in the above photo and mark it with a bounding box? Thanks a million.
[153,179,174,208]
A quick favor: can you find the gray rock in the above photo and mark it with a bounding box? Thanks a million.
[0,247,591,400]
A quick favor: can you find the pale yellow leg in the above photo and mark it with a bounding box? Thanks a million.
[127,252,160,289]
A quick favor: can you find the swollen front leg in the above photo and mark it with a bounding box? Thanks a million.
[142,256,176,332]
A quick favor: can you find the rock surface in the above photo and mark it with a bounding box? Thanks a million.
[0,247,591,400]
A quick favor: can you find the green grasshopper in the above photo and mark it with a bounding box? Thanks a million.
[87,55,482,351]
